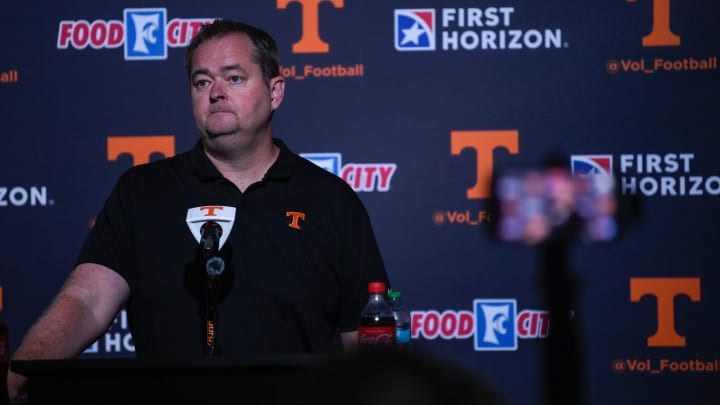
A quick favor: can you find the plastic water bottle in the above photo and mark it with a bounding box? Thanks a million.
[387,290,411,346]
[358,282,396,347]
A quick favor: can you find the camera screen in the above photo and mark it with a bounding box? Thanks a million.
[491,167,618,245]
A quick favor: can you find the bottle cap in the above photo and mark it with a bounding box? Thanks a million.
[387,291,401,299]
[368,282,386,293]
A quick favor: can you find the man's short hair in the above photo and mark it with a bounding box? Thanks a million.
[184,19,280,85]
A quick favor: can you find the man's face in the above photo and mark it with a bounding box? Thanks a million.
[189,33,283,144]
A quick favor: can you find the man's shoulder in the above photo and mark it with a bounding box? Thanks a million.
[127,148,192,172]
[115,149,194,187]
[291,153,355,191]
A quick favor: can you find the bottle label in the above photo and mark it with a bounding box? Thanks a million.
[396,327,411,344]
[358,326,396,345]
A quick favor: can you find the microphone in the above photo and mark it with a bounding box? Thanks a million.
[200,221,223,258]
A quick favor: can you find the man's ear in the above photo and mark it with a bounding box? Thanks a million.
[270,76,285,110]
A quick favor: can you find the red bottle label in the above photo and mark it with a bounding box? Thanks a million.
[358,326,396,345]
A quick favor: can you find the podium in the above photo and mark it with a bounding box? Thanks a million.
[10,355,328,404]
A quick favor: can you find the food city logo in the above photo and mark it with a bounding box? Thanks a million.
[300,152,396,192]
[605,0,718,74]
[433,130,519,227]
[276,0,364,80]
[571,153,720,197]
[613,277,719,375]
[56,8,214,60]
[394,7,568,52]
[83,309,135,356]
[411,299,553,351]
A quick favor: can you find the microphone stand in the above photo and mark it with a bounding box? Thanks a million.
[200,221,224,357]
[539,215,586,405]
[204,268,219,356]
[203,256,225,356]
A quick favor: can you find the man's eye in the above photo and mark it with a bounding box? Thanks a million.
[195,79,209,88]
[229,76,242,84]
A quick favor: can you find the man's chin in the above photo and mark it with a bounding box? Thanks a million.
[205,128,238,138]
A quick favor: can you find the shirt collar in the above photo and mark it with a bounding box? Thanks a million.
[189,138,294,182]
[266,138,293,181]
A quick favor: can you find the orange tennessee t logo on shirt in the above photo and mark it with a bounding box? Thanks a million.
[286,211,306,230]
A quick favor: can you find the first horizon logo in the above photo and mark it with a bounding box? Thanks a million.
[394,7,567,52]
[571,152,720,197]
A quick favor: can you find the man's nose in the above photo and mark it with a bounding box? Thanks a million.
[210,82,226,102]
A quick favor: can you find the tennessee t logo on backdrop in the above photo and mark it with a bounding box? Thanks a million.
[277,0,344,53]
[92,136,176,230]
[638,0,680,46]
[630,277,700,347]
[107,135,176,166]
[451,130,519,199]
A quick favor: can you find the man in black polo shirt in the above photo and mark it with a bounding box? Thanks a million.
[7,19,389,400]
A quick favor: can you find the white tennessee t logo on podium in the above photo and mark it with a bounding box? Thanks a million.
[185,205,237,251]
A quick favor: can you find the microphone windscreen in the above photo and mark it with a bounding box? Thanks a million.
[206,256,225,277]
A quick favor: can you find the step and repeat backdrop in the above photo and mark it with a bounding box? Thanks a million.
[1,1,718,404]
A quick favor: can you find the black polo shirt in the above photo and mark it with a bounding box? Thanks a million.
[77,138,389,359]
